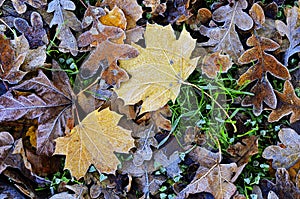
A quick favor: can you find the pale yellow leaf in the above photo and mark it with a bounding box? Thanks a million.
[54,108,135,179]
[115,24,199,113]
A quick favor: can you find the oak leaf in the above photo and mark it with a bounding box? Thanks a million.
[199,0,253,62]
[115,24,200,113]
[99,6,127,30]
[276,6,300,65]
[0,0,47,14]
[0,61,74,156]
[54,108,135,179]
[268,81,300,123]
[47,0,81,56]
[14,11,48,48]
[238,35,291,116]
[263,128,300,169]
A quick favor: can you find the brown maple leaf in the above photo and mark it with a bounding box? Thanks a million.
[238,34,291,116]
[0,61,74,156]
[268,81,300,123]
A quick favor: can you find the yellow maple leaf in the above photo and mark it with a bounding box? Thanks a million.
[115,24,200,113]
[54,108,135,179]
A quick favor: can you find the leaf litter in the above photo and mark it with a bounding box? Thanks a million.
[0,0,300,198]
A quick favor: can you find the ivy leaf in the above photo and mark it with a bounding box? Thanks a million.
[268,81,300,123]
[47,0,81,56]
[238,35,291,116]
[276,6,300,65]
[199,0,253,62]
[54,108,135,179]
[262,128,300,169]
[115,24,200,113]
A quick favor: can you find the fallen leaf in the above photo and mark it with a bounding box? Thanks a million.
[54,108,135,179]
[0,34,27,84]
[0,0,47,14]
[199,0,253,62]
[77,5,125,48]
[47,0,81,56]
[238,34,291,116]
[268,81,300,123]
[249,3,265,29]
[0,61,74,156]
[99,6,127,30]
[259,168,300,199]
[201,51,233,78]
[115,24,200,113]
[227,136,258,166]
[263,128,300,169]
[99,0,142,29]
[276,6,300,65]
[14,11,48,48]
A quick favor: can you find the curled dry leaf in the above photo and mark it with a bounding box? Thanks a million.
[77,5,125,48]
[276,6,300,65]
[238,35,291,116]
[263,128,300,169]
[115,24,200,113]
[201,51,233,78]
[14,11,48,48]
[99,6,127,30]
[0,61,74,156]
[47,0,81,56]
[199,0,253,62]
[227,136,258,166]
[268,81,300,123]
[54,108,135,179]
[99,0,142,29]
[0,34,27,84]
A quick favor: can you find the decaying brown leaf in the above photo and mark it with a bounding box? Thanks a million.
[227,136,258,166]
[249,3,265,29]
[79,40,138,82]
[199,0,253,62]
[14,11,48,48]
[77,5,125,48]
[238,35,291,116]
[0,61,74,156]
[0,34,27,84]
[115,24,200,113]
[263,128,300,169]
[268,81,300,123]
[47,0,81,56]
[99,0,142,29]
[201,51,233,78]
[177,146,241,199]
[276,6,300,65]
[54,108,135,179]
[259,168,300,199]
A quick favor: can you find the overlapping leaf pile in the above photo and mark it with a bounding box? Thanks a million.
[0,0,300,198]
